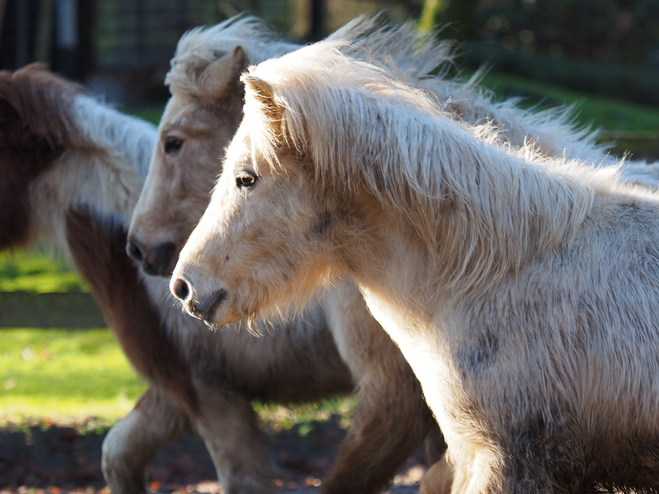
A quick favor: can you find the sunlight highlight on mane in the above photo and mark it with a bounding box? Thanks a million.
[166,15,298,96]
[166,13,619,170]
[245,43,599,293]
[71,96,156,182]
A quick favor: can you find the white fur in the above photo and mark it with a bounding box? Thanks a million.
[30,95,156,255]
[177,41,659,492]
[166,15,299,96]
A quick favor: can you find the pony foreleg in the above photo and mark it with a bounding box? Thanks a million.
[102,386,192,494]
[419,454,458,494]
[191,382,274,494]
[320,371,436,494]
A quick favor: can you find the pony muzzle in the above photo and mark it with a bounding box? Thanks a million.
[126,232,177,277]
[171,276,228,325]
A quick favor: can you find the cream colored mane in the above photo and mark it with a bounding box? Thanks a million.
[165,15,299,96]
[166,13,635,178]
[71,95,156,183]
[244,43,605,294]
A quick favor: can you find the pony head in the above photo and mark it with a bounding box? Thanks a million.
[168,43,403,326]
[0,64,86,250]
[126,14,456,278]
[127,16,299,277]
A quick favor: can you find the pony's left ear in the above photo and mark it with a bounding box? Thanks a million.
[242,74,283,130]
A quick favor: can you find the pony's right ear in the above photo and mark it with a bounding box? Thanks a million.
[197,46,246,100]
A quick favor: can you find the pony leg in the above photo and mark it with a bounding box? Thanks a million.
[191,383,274,494]
[102,386,192,494]
[425,424,448,466]
[320,375,436,494]
[420,454,455,494]
[321,280,439,494]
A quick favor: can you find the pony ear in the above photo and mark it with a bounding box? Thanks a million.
[197,46,246,99]
[242,74,283,125]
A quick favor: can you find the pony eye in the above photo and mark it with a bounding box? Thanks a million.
[236,172,257,188]
[164,136,184,154]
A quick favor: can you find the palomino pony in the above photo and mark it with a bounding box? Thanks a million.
[0,64,437,494]
[173,43,659,493]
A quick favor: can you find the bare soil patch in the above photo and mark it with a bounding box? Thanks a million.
[0,416,426,493]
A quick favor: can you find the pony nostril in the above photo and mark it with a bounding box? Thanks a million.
[171,278,191,301]
[126,236,145,263]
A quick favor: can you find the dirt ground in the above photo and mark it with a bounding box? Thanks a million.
[0,416,426,493]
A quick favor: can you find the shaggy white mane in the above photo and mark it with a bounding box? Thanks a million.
[168,13,629,175]
[243,43,626,293]
[72,95,157,182]
[331,18,611,167]
[328,16,456,86]
[165,15,298,96]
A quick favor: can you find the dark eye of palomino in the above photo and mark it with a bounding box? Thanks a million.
[236,171,257,188]
[164,136,184,154]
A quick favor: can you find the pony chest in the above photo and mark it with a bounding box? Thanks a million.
[360,290,456,396]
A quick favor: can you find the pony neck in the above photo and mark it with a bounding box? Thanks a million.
[70,95,157,184]
[339,117,595,300]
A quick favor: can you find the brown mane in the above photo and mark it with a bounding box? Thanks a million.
[0,63,87,150]
[0,64,88,249]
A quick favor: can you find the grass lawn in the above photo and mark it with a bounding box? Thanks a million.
[0,250,88,293]
[1,73,658,428]
[0,327,355,429]
[0,329,147,427]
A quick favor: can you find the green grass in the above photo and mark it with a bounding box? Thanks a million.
[255,397,356,434]
[126,106,165,126]
[472,71,659,133]
[0,329,147,425]
[0,250,88,293]
[0,328,355,429]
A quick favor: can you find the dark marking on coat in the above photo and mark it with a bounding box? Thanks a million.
[458,329,499,377]
[504,411,588,493]
[312,211,333,237]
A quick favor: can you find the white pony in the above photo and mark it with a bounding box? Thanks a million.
[172,42,659,493]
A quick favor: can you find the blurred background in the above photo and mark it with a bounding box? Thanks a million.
[1,0,658,108]
[1,1,659,492]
